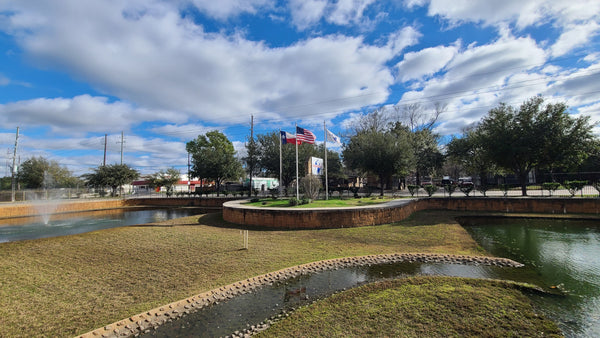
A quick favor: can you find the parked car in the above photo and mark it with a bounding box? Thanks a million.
[420,177,433,187]
[441,176,455,186]
[458,177,473,187]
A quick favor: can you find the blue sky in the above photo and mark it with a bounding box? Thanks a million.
[1,0,600,176]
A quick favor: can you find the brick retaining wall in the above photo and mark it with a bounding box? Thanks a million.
[223,197,600,229]
[0,198,238,219]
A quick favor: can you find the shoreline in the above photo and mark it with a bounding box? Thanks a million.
[78,252,523,338]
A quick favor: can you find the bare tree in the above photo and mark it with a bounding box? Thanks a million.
[394,102,446,132]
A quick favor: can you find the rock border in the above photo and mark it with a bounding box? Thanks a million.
[77,253,523,338]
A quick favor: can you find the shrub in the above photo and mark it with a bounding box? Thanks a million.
[407,185,418,197]
[288,197,299,206]
[349,187,360,198]
[477,184,489,197]
[250,197,260,203]
[459,184,474,197]
[563,180,587,197]
[444,184,457,197]
[542,182,561,196]
[424,184,437,197]
[593,181,600,197]
[301,196,311,205]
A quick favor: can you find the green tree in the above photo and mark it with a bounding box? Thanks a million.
[446,126,497,189]
[477,96,596,196]
[83,164,139,197]
[186,130,243,196]
[17,156,79,189]
[0,176,11,190]
[343,123,413,196]
[147,168,181,197]
[243,133,259,197]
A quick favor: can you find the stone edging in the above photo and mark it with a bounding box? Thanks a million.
[77,253,523,338]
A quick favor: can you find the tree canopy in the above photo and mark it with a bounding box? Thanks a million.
[186,130,243,195]
[83,164,139,197]
[466,96,596,195]
[17,156,80,189]
[147,168,181,196]
[343,121,413,195]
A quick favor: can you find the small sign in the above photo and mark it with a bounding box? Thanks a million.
[309,157,323,175]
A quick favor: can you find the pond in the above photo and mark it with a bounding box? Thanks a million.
[141,261,524,338]
[142,217,600,338]
[0,207,208,243]
[460,217,600,338]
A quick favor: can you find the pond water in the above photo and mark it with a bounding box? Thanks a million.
[142,261,524,338]
[461,217,600,338]
[0,207,207,243]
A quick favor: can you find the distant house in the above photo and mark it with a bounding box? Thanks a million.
[244,177,279,192]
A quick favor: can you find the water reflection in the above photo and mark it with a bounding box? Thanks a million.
[0,207,207,243]
[461,217,600,337]
[143,262,522,338]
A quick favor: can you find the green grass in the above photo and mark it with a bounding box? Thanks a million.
[245,196,396,208]
[259,276,562,337]
[0,210,483,337]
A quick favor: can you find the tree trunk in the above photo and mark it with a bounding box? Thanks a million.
[519,171,529,196]
[379,173,385,196]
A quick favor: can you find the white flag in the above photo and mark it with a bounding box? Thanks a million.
[326,129,341,145]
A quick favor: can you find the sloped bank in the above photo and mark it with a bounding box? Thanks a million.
[77,253,523,338]
[222,197,600,229]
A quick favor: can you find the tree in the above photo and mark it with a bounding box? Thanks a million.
[446,126,497,189]
[343,122,413,196]
[17,156,79,189]
[186,130,243,196]
[476,96,596,196]
[243,132,259,197]
[83,164,139,197]
[147,168,181,197]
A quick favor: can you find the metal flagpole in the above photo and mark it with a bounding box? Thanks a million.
[279,129,283,196]
[324,121,328,200]
[295,123,299,200]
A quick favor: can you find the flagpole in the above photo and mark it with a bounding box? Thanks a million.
[279,129,283,197]
[324,121,328,200]
[295,123,299,200]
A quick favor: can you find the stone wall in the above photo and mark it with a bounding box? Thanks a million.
[222,197,600,229]
[0,198,238,219]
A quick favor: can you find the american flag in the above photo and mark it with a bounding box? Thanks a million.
[296,126,316,144]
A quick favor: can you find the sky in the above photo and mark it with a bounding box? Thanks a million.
[1,0,600,177]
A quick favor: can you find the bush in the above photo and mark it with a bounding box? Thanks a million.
[593,181,600,197]
[288,197,299,206]
[563,180,587,197]
[459,184,474,197]
[250,197,260,203]
[542,182,560,196]
[424,184,437,197]
[301,196,311,205]
[477,184,489,197]
[407,185,419,197]
[349,187,360,198]
[444,184,457,197]
[269,188,280,200]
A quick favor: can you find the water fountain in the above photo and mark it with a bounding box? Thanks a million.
[29,171,61,225]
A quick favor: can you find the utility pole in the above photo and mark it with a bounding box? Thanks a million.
[11,127,19,202]
[120,131,124,165]
[103,134,107,166]
[187,151,191,195]
[248,114,254,197]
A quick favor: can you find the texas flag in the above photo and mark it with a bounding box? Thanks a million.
[280,131,299,145]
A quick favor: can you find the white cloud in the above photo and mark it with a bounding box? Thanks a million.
[289,0,327,30]
[0,74,9,86]
[327,0,376,26]
[551,21,600,57]
[387,26,421,55]
[0,95,183,135]
[2,1,397,126]
[395,44,457,82]
[150,123,222,140]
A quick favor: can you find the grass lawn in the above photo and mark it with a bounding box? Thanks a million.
[0,209,552,337]
[244,196,398,208]
[259,276,562,337]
